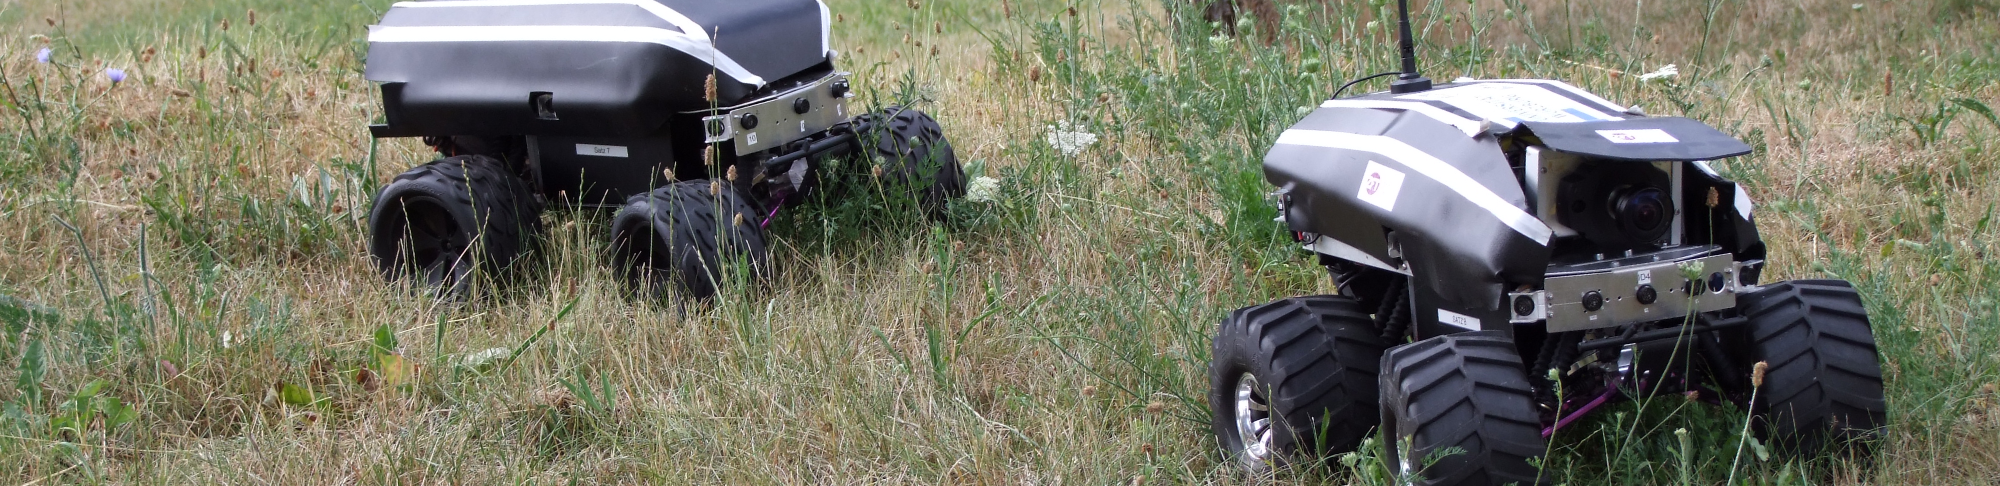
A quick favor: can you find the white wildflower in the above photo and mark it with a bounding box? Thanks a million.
[221,330,234,349]
[965,176,1003,204]
[1207,34,1233,50]
[1045,121,1098,157]
[1638,64,1679,82]
[459,347,512,374]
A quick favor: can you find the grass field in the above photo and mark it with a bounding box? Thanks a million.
[1,0,1997,483]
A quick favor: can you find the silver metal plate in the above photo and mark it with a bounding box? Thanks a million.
[698,73,852,155]
[1544,253,1739,332]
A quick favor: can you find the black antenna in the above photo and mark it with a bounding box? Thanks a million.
[1388,0,1432,94]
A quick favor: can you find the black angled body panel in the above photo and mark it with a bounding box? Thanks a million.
[1520,117,1754,162]
[1267,106,1552,337]
[366,0,830,138]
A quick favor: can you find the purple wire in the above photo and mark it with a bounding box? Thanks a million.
[761,195,786,229]
[1543,389,1617,437]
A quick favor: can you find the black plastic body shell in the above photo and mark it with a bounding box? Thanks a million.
[1268,81,1766,339]
[365,0,829,138]
[1268,107,1550,337]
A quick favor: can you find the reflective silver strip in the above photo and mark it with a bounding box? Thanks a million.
[1320,100,1483,136]
[367,25,766,86]
[391,0,707,40]
[1734,183,1754,220]
[1276,129,1553,244]
[818,1,832,56]
[1307,237,1410,275]
[1478,79,1628,112]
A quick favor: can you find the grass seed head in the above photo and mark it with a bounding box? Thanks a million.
[1081,385,1097,398]
[1145,401,1163,414]
[1752,361,1769,388]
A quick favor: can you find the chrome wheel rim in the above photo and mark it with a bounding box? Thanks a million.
[1234,372,1274,465]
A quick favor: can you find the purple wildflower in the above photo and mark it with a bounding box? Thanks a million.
[35,47,51,64]
[105,68,126,84]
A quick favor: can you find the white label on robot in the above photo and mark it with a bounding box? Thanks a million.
[1398,83,1620,125]
[1438,309,1482,331]
[1597,129,1679,144]
[746,132,758,146]
[1356,161,1406,212]
[575,144,629,158]
[1637,269,1653,285]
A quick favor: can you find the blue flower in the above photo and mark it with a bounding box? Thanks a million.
[35,47,51,64]
[105,68,126,84]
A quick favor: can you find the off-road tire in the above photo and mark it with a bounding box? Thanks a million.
[852,107,965,219]
[609,180,769,300]
[368,155,544,295]
[1732,279,1887,457]
[1209,295,1387,472]
[1380,331,1547,486]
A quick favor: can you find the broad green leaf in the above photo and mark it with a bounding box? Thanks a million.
[15,339,45,403]
[377,353,413,386]
[1952,98,1999,130]
[372,323,398,356]
[97,396,136,429]
[77,379,110,398]
[279,382,317,406]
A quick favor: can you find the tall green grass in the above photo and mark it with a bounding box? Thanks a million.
[0,0,1994,483]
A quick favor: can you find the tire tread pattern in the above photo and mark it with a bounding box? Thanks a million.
[610,180,769,299]
[1735,279,1887,455]
[368,155,544,290]
[1209,295,1387,469]
[1380,331,1547,486]
[853,107,965,218]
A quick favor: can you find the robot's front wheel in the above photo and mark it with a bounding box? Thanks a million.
[1379,331,1549,486]
[608,180,770,300]
[1208,295,1386,473]
[367,154,544,297]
